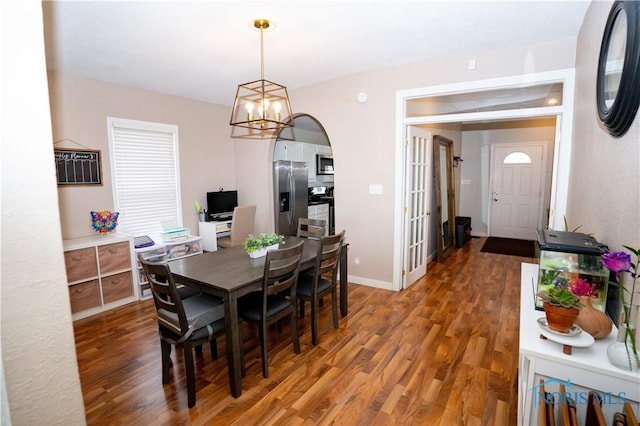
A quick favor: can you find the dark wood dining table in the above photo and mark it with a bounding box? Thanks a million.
[169,235,349,398]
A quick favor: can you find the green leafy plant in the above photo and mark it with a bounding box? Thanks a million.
[562,216,593,236]
[537,287,584,309]
[242,233,284,254]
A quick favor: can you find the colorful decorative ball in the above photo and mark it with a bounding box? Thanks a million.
[91,210,119,234]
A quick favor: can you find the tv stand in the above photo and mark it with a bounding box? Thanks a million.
[198,220,232,251]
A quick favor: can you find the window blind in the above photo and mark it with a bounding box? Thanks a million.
[108,118,182,237]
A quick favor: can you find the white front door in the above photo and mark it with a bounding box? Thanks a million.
[403,127,431,289]
[489,143,545,240]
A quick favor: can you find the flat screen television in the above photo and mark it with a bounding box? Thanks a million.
[207,190,238,219]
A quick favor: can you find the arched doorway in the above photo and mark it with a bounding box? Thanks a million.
[272,113,335,236]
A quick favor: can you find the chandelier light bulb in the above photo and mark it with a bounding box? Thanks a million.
[273,102,281,121]
[245,102,254,121]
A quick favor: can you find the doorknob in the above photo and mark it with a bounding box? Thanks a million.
[493,197,499,202]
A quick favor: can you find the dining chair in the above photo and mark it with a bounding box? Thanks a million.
[139,256,226,408]
[297,230,345,345]
[237,241,304,378]
[296,218,326,239]
[217,205,256,248]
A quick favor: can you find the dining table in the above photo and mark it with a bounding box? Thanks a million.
[169,235,349,398]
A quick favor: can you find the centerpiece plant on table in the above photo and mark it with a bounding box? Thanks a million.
[537,287,584,333]
[243,233,285,258]
[601,246,640,372]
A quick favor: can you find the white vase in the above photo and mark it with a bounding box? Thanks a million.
[607,324,640,372]
[607,304,640,372]
[248,243,279,258]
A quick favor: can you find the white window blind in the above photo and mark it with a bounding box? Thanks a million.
[107,118,182,237]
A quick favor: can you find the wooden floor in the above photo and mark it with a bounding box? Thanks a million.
[74,237,532,425]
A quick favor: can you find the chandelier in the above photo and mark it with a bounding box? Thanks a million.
[230,19,294,139]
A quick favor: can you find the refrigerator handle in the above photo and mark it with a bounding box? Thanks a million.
[288,171,294,226]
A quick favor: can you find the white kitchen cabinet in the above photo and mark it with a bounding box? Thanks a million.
[308,203,330,236]
[274,141,303,162]
[302,144,317,177]
[518,263,639,425]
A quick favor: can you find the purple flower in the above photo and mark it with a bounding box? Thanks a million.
[601,251,632,274]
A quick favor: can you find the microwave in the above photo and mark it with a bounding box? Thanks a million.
[316,154,334,175]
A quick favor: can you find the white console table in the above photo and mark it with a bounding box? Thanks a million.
[518,263,639,425]
[198,220,232,252]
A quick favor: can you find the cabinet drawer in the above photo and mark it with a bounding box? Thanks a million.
[69,280,100,313]
[65,247,98,282]
[98,241,131,273]
[102,271,133,304]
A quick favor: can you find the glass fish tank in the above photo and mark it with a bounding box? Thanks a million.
[535,230,609,312]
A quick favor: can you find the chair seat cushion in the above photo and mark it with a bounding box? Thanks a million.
[296,273,333,298]
[238,292,291,322]
[158,293,225,333]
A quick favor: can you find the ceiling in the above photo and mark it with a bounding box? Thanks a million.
[42,1,591,108]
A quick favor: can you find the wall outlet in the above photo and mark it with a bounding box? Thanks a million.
[369,184,383,195]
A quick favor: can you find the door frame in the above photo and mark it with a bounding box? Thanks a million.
[392,69,575,291]
[487,141,548,239]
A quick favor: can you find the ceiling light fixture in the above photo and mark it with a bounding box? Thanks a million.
[230,19,293,139]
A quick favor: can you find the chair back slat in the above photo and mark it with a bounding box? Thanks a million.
[297,218,326,239]
[138,255,188,336]
[263,241,304,297]
[315,231,344,278]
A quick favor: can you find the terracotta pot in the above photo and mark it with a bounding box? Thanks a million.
[543,302,580,333]
[575,296,612,339]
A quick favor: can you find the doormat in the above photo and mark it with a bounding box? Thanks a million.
[481,237,535,258]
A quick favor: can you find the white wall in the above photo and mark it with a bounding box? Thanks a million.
[2,2,86,423]
[47,31,577,289]
[48,71,236,240]
[267,38,578,286]
[570,0,639,249]
[571,0,640,329]
[460,120,556,236]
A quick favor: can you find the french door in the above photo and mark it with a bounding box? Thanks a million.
[403,127,432,289]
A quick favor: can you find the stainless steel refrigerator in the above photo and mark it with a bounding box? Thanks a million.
[274,160,308,236]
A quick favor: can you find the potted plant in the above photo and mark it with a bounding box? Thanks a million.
[243,233,285,258]
[194,201,205,222]
[569,277,612,339]
[537,287,584,333]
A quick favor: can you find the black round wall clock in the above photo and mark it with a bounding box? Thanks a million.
[596,1,640,137]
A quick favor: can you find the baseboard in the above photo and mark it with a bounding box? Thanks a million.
[347,275,393,290]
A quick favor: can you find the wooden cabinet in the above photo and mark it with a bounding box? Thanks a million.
[68,280,100,313]
[64,247,97,282]
[63,235,137,320]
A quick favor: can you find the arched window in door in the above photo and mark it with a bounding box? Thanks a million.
[503,151,533,164]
